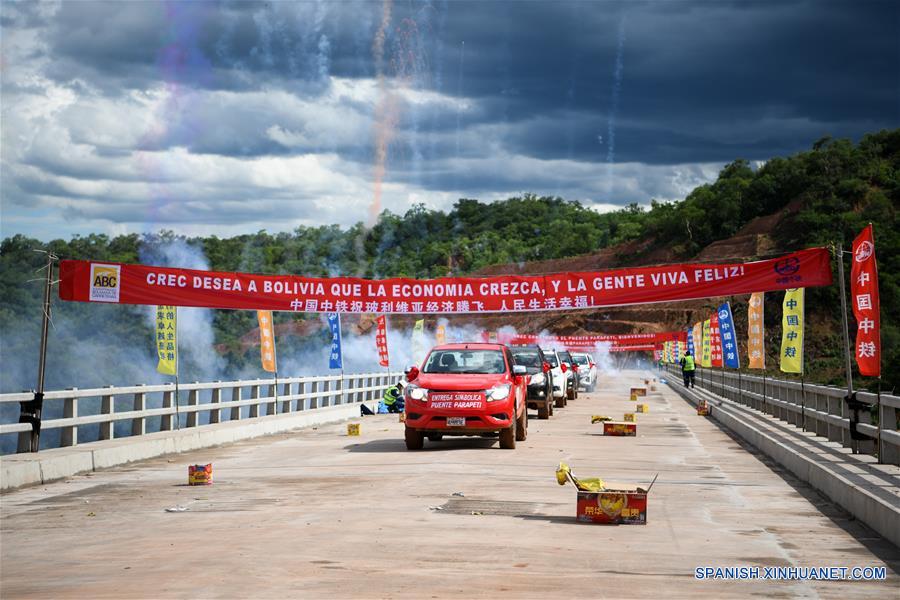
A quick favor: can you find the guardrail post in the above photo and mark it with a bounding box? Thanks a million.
[231,386,242,421]
[187,384,199,427]
[100,386,115,440]
[249,383,260,418]
[881,401,899,465]
[310,380,319,410]
[280,382,292,414]
[131,385,146,437]
[210,382,221,424]
[161,387,174,431]
[61,387,78,447]
[266,381,277,416]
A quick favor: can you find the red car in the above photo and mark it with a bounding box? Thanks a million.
[403,343,529,450]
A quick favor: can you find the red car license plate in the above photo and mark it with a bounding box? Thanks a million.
[429,392,485,410]
[447,417,466,427]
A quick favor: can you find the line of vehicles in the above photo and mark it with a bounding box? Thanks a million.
[403,342,599,450]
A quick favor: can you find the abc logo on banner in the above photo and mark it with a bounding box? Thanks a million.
[90,263,121,302]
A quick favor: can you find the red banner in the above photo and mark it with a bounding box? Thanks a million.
[58,247,832,314]
[375,315,390,368]
[710,312,723,367]
[851,225,880,377]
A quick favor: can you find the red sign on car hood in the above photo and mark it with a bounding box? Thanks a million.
[428,392,486,410]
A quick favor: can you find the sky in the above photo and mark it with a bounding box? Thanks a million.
[1,0,897,241]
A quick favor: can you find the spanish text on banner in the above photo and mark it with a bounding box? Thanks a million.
[58,248,833,313]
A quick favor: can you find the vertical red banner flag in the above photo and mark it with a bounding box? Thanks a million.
[375,315,390,367]
[710,312,723,367]
[850,225,880,377]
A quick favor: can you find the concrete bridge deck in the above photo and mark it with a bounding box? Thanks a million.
[1,370,897,598]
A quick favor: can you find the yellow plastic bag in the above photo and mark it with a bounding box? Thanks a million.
[556,462,605,492]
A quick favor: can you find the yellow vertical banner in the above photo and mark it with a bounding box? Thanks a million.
[779,288,804,374]
[258,310,277,373]
[156,305,177,376]
[700,319,712,367]
[747,292,765,369]
[412,319,426,366]
[692,322,702,357]
[436,324,446,345]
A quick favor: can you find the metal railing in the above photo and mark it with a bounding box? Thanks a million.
[664,365,900,466]
[0,372,401,454]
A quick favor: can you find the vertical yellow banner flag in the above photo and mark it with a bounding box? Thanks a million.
[780,288,804,373]
[747,292,765,369]
[692,322,702,358]
[412,319,426,366]
[436,324,446,345]
[700,319,712,367]
[156,305,177,376]
[258,310,277,373]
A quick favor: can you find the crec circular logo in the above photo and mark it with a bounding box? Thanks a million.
[855,241,873,262]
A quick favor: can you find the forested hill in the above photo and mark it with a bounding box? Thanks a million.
[1,130,897,392]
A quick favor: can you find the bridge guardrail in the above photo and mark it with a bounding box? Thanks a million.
[1,372,402,453]
[663,365,900,466]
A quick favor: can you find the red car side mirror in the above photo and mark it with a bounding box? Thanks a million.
[405,366,419,381]
[542,362,551,373]
[572,364,579,372]
[560,363,568,373]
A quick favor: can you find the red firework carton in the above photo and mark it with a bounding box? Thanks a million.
[576,476,658,525]
[603,421,636,436]
[630,387,647,397]
[188,464,212,486]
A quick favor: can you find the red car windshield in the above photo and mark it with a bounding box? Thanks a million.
[423,349,507,374]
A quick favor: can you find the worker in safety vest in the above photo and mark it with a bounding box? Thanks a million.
[679,351,696,388]
[381,380,405,413]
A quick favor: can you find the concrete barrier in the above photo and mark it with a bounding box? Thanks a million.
[667,381,900,549]
[1,401,377,492]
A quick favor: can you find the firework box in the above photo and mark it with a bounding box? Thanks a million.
[644,379,650,385]
[623,413,635,422]
[636,404,649,413]
[651,385,657,391]
[697,401,710,416]
[603,421,636,436]
[347,423,360,436]
[629,393,638,401]
[630,387,647,397]
[188,464,212,486]
[399,412,406,423]
[576,475,658,525]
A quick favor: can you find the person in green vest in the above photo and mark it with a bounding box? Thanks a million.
[381,380,406,413]
[680,351,696,388]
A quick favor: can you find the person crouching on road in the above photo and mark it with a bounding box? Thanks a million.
[680,351,696,388]
[381,380,406,413]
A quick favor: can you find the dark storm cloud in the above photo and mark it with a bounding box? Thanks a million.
[33,0,898,166]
